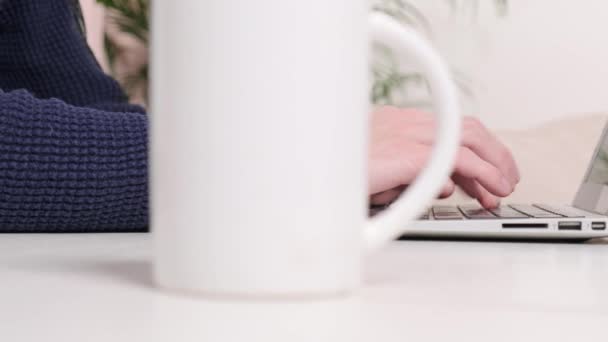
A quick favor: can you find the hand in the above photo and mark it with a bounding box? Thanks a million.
[368,106,520,209]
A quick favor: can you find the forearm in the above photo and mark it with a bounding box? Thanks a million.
[0,90,148,232]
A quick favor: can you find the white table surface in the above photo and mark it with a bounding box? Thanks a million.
[1,234,608,341]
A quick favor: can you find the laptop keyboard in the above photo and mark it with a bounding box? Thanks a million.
[370,204,590,220]
[422,204,588,220]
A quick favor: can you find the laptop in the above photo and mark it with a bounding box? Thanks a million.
[372,122,608,241]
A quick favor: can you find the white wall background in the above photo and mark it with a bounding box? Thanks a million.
[81,0,608,130]
[413,0,608,130]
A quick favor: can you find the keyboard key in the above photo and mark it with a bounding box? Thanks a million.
[418,209,431,220]
[533,204,587,218]
[459,206,496,219]
[432,206,464,220]
[509,204,563,218]
[458,204,486,210]
[489,207,530,218]
[433,214,464,220]
[433,206,461,214]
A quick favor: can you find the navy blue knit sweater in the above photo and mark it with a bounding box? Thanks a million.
[0,1,148,232]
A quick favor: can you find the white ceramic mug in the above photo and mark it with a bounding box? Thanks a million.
[151,0,461,296]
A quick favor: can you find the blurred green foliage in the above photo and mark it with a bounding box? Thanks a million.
[96,0,508,106]
[372,0,508,106]
[96,0,149,101]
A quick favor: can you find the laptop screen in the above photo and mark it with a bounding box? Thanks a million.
[586,129,608,185]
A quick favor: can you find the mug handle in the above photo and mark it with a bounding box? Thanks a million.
[364,13,462,251]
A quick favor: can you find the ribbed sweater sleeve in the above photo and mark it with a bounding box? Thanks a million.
[0,90,148,232]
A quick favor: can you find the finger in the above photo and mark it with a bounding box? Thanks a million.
[438,179,455,199]
[452,174,501,209]
[397,116,521,187]
[453,146,514,197]
[370,186,406,206]
[371,179,454,204]
[461,117,520,185]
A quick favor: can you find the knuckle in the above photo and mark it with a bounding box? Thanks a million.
[497,146,512,164]
[457,146,474,161]
[464,116,483,130]
[463,129,483,148]
[464,117,490,139]
[480,163,499,180]
[462,118,486,140]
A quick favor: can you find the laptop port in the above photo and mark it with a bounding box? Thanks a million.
[592,222,606,230]
[502,223,548,229]
[558,221,582,231]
